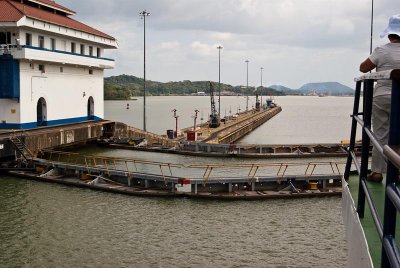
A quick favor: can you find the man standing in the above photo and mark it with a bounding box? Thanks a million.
[359,14,400,182]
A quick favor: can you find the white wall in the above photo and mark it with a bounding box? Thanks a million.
[19,28,109,58]
[0,99,20,124]
[17,61,104,124]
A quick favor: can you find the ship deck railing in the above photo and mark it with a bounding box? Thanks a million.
[344,69,400,268]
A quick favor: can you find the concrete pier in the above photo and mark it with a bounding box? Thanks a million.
[181,106,282,144]
[0,120,176,159]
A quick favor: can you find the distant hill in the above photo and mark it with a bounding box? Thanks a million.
[104,75,284,99]
[270,82,353,96]
[298,82,353,95]
[269,85,293,92]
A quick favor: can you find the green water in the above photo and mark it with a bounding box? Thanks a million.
[0,173,347,267]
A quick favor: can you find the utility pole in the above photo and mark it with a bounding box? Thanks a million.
[217,46,223,116]
[245,60,249,111]
[139,10,150,131]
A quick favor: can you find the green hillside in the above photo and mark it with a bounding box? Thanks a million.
[104,74,284,100]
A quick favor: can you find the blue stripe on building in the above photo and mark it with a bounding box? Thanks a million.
[0,116,103,130]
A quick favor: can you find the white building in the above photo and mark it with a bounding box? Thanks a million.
[0,0,117,129]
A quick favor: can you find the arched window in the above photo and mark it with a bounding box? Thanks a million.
[37,97,47,126]
[87,96,94,120]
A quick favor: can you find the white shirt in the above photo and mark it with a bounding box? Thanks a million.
[369,42,400,97]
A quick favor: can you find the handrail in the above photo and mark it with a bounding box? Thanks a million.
[345,69,400,267]
[39,149,343,186]
[354,69,400,82]
[384,145,400,170]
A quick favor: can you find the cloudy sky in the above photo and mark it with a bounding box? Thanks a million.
[57,0,397,89]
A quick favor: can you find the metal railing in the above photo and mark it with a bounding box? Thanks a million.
[344,69,400,268]
[39,149,342,187]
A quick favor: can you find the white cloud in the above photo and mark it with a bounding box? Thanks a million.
[57,0,398,88]
[159,41,180,50]
[191,41,214,56]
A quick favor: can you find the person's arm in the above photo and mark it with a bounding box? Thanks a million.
[359,58,376,73]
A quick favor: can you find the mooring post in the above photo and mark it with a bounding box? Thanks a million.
[252,182,255,191]
[195,183,198,194]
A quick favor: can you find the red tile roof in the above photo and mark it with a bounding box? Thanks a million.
[32,0,75,15]
[0,0,23,22]
[0,0,115,40]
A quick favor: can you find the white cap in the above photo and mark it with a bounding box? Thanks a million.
[380,14,400,38]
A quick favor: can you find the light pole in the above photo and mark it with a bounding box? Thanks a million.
[193,109,199,131]
[245,60,249,111]
[217,45,223,116]
[172,109,179,138]
[139,10,150,131]
[370,0,374,54]
[260,67,264,88]
[260,67,264,105]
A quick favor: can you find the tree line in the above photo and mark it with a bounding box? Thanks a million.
[104,74,285,100]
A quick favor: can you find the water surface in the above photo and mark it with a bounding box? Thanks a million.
[0,95,353,267]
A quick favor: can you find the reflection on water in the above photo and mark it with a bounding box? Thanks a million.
[0,176,347,267]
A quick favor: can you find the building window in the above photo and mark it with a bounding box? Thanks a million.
[39,64,45,73]
[89,46,93,56]
[89,69,93,75]
[38,36,44,48]
[0,32,11,45]
[50,38,56,50]
[30,63,34,69]
[60,67,63,73]
[80,44,85,54]
[97,47,101,58]
[26,33,32,46]
[71,42,76,53]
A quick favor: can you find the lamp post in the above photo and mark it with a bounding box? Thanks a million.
[260,67,264,88]
[245,60,249,111]
[260,67,264,106]
[217,45,223,116]
[370,0,374,54]
[193,109,199,131]
[172,109,179,138]
[139,10,150,131]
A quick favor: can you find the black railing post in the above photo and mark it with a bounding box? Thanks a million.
[357,79,374,217]
[344,81,362,180]
[381,79,400,268]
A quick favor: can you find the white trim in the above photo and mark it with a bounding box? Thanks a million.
[16,17,117,48]
[342,178,374,268]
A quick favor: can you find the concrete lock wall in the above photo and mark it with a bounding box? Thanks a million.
[23,124,103,155]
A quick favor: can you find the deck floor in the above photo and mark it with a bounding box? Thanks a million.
[348,174,400,267]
